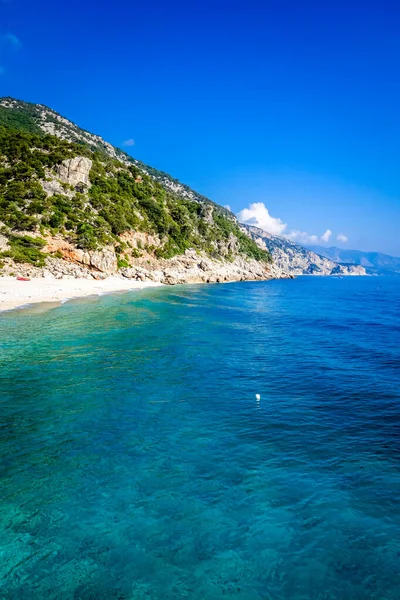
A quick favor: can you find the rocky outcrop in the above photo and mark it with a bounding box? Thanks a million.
[3,229,283,283]
[330,264,366,276]
[120,230,161,250]
[41,175,73,198]
[43,237,117,274]
[0,234,9,251]
[200,204,214,224]
[0,256,99,280]
[0,246,289,284]
[56,156,92,187]
[2,228,288,284]
[120,249,290,284]
[79,248,117,274]
[39,157,93,198]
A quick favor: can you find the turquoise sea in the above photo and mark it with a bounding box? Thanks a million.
[0,277,399,599]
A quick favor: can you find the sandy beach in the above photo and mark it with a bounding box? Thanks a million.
[0,276,163,312]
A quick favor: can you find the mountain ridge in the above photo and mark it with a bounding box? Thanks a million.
[244,226,366,276]
[308,245,400,275]
[0,97,232,216]
[0,97,287,284]
[0,97,366,282]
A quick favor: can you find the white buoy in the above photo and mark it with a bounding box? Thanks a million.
[255,394,261,401]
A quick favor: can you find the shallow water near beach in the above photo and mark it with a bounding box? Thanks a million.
[0,277,399,599]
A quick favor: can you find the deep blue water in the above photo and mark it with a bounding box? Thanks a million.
[0,277,399,599]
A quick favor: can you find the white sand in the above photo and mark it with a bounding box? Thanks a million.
[0,276,163,312]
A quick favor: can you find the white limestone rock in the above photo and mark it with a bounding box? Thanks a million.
[56,156,92,188]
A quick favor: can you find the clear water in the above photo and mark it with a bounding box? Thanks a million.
[0,277,399,599]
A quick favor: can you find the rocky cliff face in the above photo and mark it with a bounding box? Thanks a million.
[0,238,289,283]
[244,225,367,276]
[0,97,231,215]
[120,250,287,285]
[56,157,92,187]
[0,99,283,284]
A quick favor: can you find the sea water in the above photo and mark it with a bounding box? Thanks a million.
[0,277,399,599]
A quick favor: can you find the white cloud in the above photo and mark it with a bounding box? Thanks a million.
[223,204,232,211]
[237,202,287,235]
[237,202,344,247]
[1,33,21,48]
[337,233,348,243]
[286,230,320,244]
[122,138,135,147]
[321,229,332,242]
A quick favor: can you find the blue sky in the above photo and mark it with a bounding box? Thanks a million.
[1,0,399,254]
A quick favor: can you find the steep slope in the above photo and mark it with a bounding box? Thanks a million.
[244,226,366,275]
[0,97,231,214]
[0,97,284,284]
[308,245,400,275]
[0,97,366,282]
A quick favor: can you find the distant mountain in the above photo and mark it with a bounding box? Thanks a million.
[308,246,400,275]
[244,226,366,276]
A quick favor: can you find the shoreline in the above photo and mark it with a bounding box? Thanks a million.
[0,276,163,313]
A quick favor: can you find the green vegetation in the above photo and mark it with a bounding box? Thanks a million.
[0,234,47,266]
[0,105,43,135]
[0,100,272,266]
[117,258,130,269]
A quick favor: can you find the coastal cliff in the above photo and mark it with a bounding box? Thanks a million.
[0,98,291,284]
[0,97,364,283]
[245,225,367,276]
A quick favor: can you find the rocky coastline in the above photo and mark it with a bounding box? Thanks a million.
[0,245,290,286]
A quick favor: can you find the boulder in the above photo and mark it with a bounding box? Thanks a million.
[199,260,209,271]
[41,177,73,197]
[81,248,117,274]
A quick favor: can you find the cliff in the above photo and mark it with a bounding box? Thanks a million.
[0,98,290,284]
[245,226,366,276]
[0,97,365,283]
